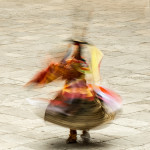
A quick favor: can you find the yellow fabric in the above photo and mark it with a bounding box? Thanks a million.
[89,45,104,85]
[63,88,93,97]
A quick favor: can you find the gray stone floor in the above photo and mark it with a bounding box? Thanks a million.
[0,0,150,149]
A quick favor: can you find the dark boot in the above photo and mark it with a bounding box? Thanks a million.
[66,129,77,144]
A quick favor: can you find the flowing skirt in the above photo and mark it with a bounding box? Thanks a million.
[27,85,121,130]
[44,98,116,130]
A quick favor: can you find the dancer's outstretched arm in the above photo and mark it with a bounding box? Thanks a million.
[25,63,62,87]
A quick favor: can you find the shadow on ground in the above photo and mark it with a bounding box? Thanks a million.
[25,137,112,150]
[51,140,108,150]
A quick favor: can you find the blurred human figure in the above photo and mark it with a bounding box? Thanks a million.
[26,40,122,144]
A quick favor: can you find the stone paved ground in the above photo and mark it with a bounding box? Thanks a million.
[0,0,150,149]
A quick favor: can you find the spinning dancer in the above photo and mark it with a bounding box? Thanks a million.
[25,40,122,143]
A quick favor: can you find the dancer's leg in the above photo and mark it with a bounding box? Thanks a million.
[81,130,90,142]
[66,129,77,144]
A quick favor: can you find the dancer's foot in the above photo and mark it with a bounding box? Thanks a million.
[66,136,77,144]
[66,130,77,144]
[81,131,90,143]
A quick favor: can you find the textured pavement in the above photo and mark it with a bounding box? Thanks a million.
[0,0,150,149]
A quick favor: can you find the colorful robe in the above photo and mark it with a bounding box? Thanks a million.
[28,57,120,130]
